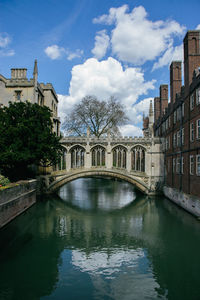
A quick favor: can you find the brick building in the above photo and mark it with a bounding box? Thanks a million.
[154,30,200,213]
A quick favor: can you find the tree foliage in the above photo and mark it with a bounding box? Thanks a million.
[0,101,63,181]
[63,96,128,138]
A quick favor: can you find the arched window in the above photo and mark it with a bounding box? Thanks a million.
[131,146,146,172]
[191,37,198,54]
[91,146,105,167]
[59,149,67,170]
[71,146,85,168]
[112,146,127,169]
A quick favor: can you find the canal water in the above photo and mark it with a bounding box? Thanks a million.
[0,177,200,300]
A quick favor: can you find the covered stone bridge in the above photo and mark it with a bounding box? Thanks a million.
[44,135,164,195]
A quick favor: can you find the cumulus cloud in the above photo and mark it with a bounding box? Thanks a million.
[152,44,183,70]
[196,24,200,30]
[58,57,155,136]
[92,30,110,59]
[0,32,15,57]
[119,124,143,137]
[44,45,65,59]
[93,5,185,66]
[44,45,83,60]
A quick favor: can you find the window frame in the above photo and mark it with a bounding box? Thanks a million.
[196,155,200,176]
[190,155,194,175]
[197,119,200,139]
[190,93,194,110]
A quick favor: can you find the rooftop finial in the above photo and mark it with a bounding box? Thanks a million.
[149,100,153,116]
[33,59,38,75]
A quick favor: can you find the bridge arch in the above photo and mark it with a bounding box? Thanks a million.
[48,169,150,194]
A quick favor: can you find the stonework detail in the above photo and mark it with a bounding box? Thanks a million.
[0,60,60,136]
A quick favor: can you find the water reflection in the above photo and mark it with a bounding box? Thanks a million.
[58,177,136,211]
[0,178,200,300]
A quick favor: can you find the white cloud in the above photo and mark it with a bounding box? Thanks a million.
[92,30,110,59]
[0,33,10,48]
[44,45,65,59]
[0,49,15,57]
[119,124,142,137]
[152,44,183,70]
[67,49,83,61]
[93,5,185,66]
[196,24,200,30]
[58,57,155,136]
[45,44,83,61]
[0,32,15,57]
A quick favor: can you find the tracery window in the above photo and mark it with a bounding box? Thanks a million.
[58,150,67,170]
[71,146,85,168]
[91,146,105,167]
[131,146,145,172]
[113,146,127,169]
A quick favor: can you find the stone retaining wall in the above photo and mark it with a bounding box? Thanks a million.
[163,185,200,217]
[0,179,37,228]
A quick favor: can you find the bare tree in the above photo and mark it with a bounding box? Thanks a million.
[63,95,128,138]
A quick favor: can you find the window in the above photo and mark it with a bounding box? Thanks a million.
[168,136,170,149]
[15,90,21,101]
[177,130,181,147]
[197,119,200,139]
[181,157,184,174]
[166,138,168,150]
[173,133,176,148]
[182,103,184,117]
[190,94,194,110]
[196,155,200,175]
[176,157,181,174]
[174,110,177,124]
[168,159,170,172]
[196,88,200,105]
[181,128,184,145]
[173,158,176,173]
[169,116,171,128]
[166,118,168,130]
[190,123,194,142]
[190,156,194,175]
[177,106,181,121]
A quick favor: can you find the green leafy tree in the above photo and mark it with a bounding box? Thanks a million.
[63,95,129,138]
[0,101,63,181]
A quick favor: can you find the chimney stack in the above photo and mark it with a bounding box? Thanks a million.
[184,30,200,92]
[11,68,27,79]
[160,85,168,116]
[154,97,160,122]
[170,61,182,103]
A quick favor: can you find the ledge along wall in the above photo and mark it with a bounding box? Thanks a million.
[0,179,37,228]
[163,185,200,217]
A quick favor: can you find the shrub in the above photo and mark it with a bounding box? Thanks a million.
[0,174,10,187]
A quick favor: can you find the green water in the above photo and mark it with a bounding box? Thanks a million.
[0,177,200,300]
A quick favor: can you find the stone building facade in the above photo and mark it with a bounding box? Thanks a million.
[154,30,200,216]
[0,60,60,136]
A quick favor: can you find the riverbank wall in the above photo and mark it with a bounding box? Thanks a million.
[163,185,200,217]
[0,179,37,228]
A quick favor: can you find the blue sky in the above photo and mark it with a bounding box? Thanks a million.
[0,0,200,135]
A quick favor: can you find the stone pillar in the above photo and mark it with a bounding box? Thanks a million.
[106,143,112,169]
[85,143,91,168]
[127,150,131,172]
[66,152,71,171]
